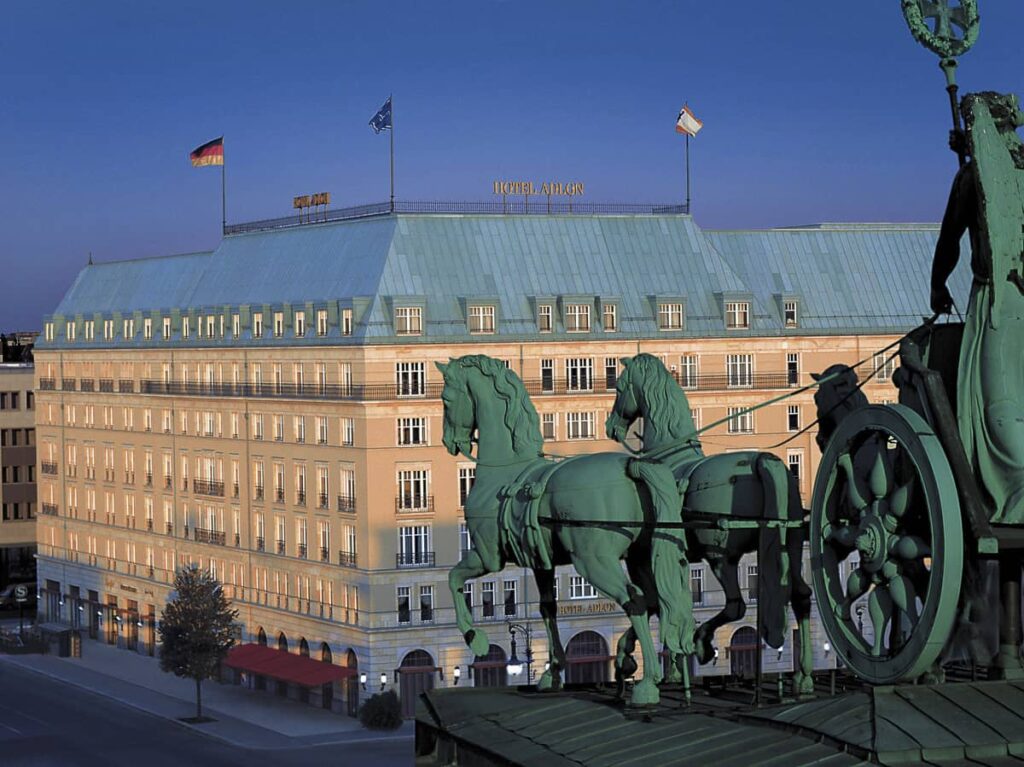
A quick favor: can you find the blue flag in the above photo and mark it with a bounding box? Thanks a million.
[369,97,392,133]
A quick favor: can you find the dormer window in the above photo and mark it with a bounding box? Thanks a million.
[295,310,306,337]
[564,304,591,333]
[725,301,750,330]
[143,318,152,340]
[253,312,263,338]
[602,303,618,332]
[162,317,171,340]
[784,300,798,328]
[123,318,135,340]
[342,308,353,336]
[66,321,76,341]
[182,317,191,339]
[316,310,327,337]
[103,320,114,340]
[658,303,684,331]
[84,321,95,341]
[273,312,284,337]
[468,305,495,335]
[538,305,553,333]
[395,306,422,335]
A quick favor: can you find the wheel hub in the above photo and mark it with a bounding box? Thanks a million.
[856,508,891,574]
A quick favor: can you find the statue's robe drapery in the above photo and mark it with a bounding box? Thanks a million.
[934,100,1024,524]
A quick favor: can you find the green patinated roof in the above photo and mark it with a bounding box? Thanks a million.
[41,213,973,350]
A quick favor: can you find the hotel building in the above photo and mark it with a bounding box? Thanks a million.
[33,206,968,716]
[1,359,37,589]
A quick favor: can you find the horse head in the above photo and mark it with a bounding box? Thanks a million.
[810,364,868,453]
[436,359,476,458]
[606,356,642,442]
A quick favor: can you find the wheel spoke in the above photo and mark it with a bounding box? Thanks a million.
[869,448,892,500]
[838,452,869,511]
[887,574,920,626]
[888,480,913,519]
[827,524,859,549]
[839,566,870,621]
[893,535,931,560]
[869,587,894,657]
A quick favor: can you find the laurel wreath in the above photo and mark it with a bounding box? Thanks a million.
[900,0,980,58]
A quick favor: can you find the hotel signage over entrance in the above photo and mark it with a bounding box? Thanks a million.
[493,180,585,196]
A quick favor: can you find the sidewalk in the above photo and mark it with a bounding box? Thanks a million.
[0,633,413,748]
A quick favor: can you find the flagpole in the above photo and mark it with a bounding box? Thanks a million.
[221,137,227,234]
[685,132,691,213]
[389,95,395,213]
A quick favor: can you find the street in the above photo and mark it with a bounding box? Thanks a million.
[0,662,414,766]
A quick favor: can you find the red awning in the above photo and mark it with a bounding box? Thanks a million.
[224,644,356,687]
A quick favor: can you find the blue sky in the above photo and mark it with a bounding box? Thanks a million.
[1,1,1021,331]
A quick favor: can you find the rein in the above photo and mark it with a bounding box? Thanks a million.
[623,314,939,464]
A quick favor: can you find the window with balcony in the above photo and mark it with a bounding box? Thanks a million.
[397,469,430,511]
[341,417,355,446]
[395,306,422,335]
[540,359,554,393]
[397,525,432,567]
[396,361,426,396]
[565,358,593,392]
[787,353,799,386]
[726,354,753,388]
[604,358,618,391]
[468,305,495,334]
[564,303,591,332]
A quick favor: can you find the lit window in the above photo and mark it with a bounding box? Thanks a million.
[316,310,328,337]
[342,308,353,336]
[569,575,598,600]
[294,311,305,337]
[468,305,495,334]
[603,303,618,332]
[395,306,422,335]
[725,301,750,329]
[658,302,684,331]
[538,305,553,333]
[784,300,798,327]
[253,313,263,339]
[564,303,591,332]
[273,312,284,337]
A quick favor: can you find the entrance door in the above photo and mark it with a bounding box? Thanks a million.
[321,643,334,710]
[345,650,359,717]
[730,626,759,678]
[473,644,508,687]
[126,600,139,651]
[255,628,267,690]
[565,631,610,684]
[399,650,435,718]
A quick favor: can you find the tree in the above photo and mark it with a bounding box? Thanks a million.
[158,565,239,721]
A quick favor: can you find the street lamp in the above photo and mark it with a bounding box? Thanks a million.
[506,623,534,683]
[379,672,387,690]
[359,672,367,691]
[453,666,462,685]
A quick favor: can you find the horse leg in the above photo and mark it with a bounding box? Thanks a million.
[448,549,494,657]
[575,553,662,706]
[615,627,638,699]
[533,567,566,692]
[787,533,815,696]
[623,559,657,683]
[695,556,746,665]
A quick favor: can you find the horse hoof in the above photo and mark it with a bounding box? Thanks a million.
[537,670,561,692]
[465,629,490,657]
[664,665,683,684]
[617,655,638,679]
[695,638,715,666]
[629,678,660,707]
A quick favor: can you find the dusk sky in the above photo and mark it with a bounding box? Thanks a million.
[2,1,1021,331]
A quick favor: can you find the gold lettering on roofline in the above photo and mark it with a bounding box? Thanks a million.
[493,181,585,196]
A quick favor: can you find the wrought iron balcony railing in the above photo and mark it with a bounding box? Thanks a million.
[337,495,356,513]
[118,379,134,393]
[318,493,329,509]
[98,379,114,392]
[41,503,58,516]
[62,378,76,391]
[319,546,329,562]
[297,543,307,558]
[39,378,56,390]
[396,551,436,568]
[194,528,226,546]
[396,496,434,513]
[193,479,225,497]
[41,461,58,475]
[276,540,286,555]
[254,486,265,501]
[337,551,357,568]
[256,536,265,552]
[80,378,95,392]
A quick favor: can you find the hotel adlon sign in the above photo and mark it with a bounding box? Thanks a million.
[493,180,585,196]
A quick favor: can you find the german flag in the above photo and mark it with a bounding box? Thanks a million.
[190,137,224,167]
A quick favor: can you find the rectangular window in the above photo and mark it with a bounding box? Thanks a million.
[397,417,428,446]
[875,353,896,381]
[747,564,759,601]
[397,469,430,511]
[564,303,591,332]
[482,581,495,618]
[232,314,240,337]
[294,311,305,337]
[395,306,422,335]
[162,317,171,340]
[727,406,754,434]
[316,309,328,336]
[398,525,431,566]
[459,521,472,555]
[205,315,214,338]
[787,405,800,432]
[341,417,354,446]
[787,353,799,387]
[565,358,593,392]
[316,415,328,445]
[690,408,701,429]
[396,362,426,397]
[784,300,798,327]
[468,305,495,334]
[340,466,356,510]
[604,357,618,391]
[273,312,284,337]
[294,415,305,443]
[690,567,705,605]
[681,355,699,389]
[342,308,353,336]
[397,586,411,624]
[463,581,473,612]
[541,413,556,440]
[503,579,518,617]
[104,319,114,340]
[253,312,263,338]
[569,575,598,600]
[603,303,617,332]
[420,586,434,622]
[182,316,190,339]
[566,412,595,440]
[726,353,753,388]
[537,305,552,333]
[143,318,152,340]
[66,321,76,340]
[788,450,803,487]
[458,466,476,506]
[658,302,684,330]
[725,301,750,329]
[540,359,554,393]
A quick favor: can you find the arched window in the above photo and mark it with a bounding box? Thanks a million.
[565,631,609,684]
[399,650,435,718]
[729,626,759,678]
[278,632,288,652]
[320,642,332,663]
[472,644,508,688]
[299,638,310,657]
[256,627,267,646]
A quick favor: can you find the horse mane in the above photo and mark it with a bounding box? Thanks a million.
[457,355,543,454]
[628,353,695,440]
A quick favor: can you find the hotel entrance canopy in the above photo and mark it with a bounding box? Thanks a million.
[224,643,355,687]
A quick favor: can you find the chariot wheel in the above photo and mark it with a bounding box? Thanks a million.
[810,404,963,684]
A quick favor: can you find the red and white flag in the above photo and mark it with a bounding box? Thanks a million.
[675,105,703,137]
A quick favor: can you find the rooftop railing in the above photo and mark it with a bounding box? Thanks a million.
[224,199,689,236]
